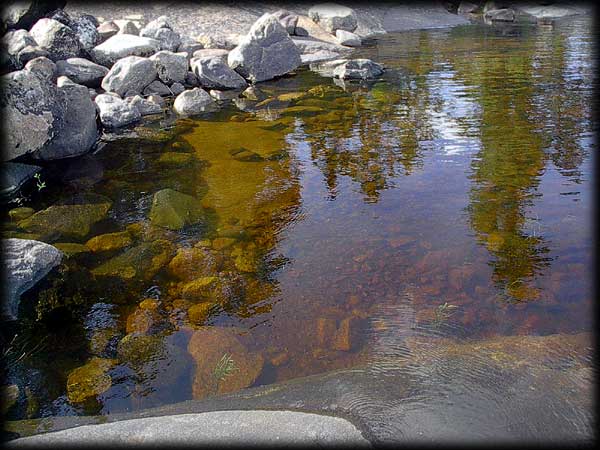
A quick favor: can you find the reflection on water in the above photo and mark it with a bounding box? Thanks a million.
[1,16,594,431]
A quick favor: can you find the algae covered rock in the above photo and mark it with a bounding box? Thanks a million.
[18,194,112,241]
[91,239,174,280]
[167,246,220,281]
[187,301,215,325]
[116,333,163,365]
[53,242,91,257]
[85,231,133,252]
[187,326,264,398]
[66,357,117,403]
[149,188,206,230]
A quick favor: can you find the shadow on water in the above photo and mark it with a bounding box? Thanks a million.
[1,15,595,440]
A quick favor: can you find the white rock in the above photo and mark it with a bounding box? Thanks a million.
[191,56,247,90]
[126,95,163,116]
[335,29,361,47]
[29,18,81,61]
[95,93,141,128]
[101,55,157,97]
[308,3,358,33]
[173,88,217,115]
[90,34,161,67]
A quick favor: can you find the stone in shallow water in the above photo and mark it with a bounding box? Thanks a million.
[157,152,194,165]
[332,58,384,79]
[18,198,112,241]
[95,93,141,128]
[187,302,214,325]
[66,357,117,403]
[191,56,247,90]
[167,247,220,281]
[91,239,174,281]
[173,88,217,116]
[85,231,133,252]
[187,326,264,399]
[8,207,35,222]
[53,242,91,257]
[2,238,63,320]
[116,333,164,366]
[0,162,41,200]
[149,188,206,230]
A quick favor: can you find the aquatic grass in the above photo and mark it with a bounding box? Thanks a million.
[432,302,459,327]
[211,353,239,394]
[0,333,47,374]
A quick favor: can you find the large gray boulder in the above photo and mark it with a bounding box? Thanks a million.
[2,238,63,321]
[125,94,163,116]
[2,0,66,31]
[149,50,188,85]
[94,93,141,128]
[1,68,66,161]
[173,88,217,116]
[272,9,299,34]
[29,18,81,61]
[335,29,361,47]
[227,13,301,83]
[308,3,358,33]
[34,80,98,160]
[191,56,247,90]
[23,55,56,82]
[89,34,161,67]
[56,57,109,87]
[101,55,157,97]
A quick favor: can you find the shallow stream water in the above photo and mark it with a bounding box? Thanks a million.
[2,16,595,432]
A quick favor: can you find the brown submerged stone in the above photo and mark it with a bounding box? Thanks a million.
[66,357,117,403]
[187,326,264,399]
[167,247,220,281]
[85,231,133,252]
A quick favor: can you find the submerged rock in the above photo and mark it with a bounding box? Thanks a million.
[91,239,174,280]
[173,88,217,116]
[85,231,133,252]
[2,238,63,320]
[187,327,264,399]
[167,246,220,281]
[29,18,81,61]
[18,197,112,240]
[227,13,301,83]
[308,3,358,33]
[0,162,41,200]
[66,357,117,403]
[187,301,215,325]
[149,188,206,230]
[116,333,163,365]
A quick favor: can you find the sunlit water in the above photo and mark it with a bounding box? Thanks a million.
[1,16,595,433]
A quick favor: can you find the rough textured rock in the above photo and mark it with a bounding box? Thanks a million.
[2,238,63,320]
[2,0,66,31]
[72,14,100,51]
[96,20,119,41]
[227,13,301,83]
[187,327,264,399]
[0,162,41,201]
[16,45,50,66]
[139,16,180,52]
[149,50,188,85]
[1,68,66,161]
[332,58,384,79]
[294,15,341,44]
[149,188,205,230]
[484,8,515,22]
[271,9,299,34]
[55,57,108,87]
[457,1,479,14]
[29,18,81,61]
[2,29,37,58]
[91,239,174,280]
[335,29,361,47]
[173,88,217,116]
[90,34,161,67]
[101,55,157,97]
[191,56,247,90]
[24,55,57,82]
[177,36,204,58]
[308,3,358,33]
[170,82,185,95]
[85,231,133,252]
[115,19,139,35]
[18,195,112,240]
[94,93,141,128]
[167,246,219,281]
[142,79,172,96]
[125,94,163,116]
[33,78,98,160]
